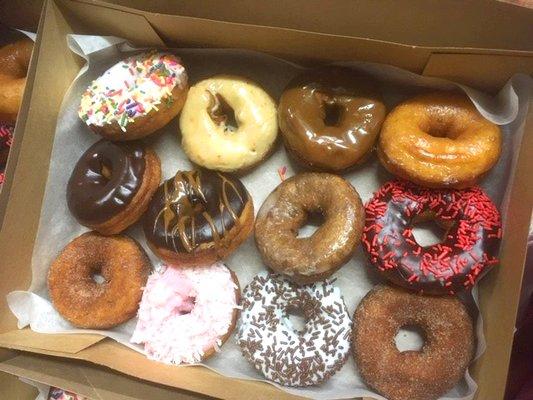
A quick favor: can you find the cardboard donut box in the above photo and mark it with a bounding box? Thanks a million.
[0,0,532,399]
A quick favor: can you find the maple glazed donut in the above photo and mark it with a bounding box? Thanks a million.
[67,140,161,235]
[143,169,254,267]
[362,180,501,295]
[0,38,33,122]
[353,285,474,400]
[180,76,278,172]
[378,92,502,188]
[278,66,386,171]
[48,232,151,329]
[237,272,352,387]
[79,51,188,141]
[255,172,364,284]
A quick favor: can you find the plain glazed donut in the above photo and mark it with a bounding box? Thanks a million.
[143,169,254,267]
[131,262,240,364]
[353,285,474,400]
[67,140,161,235]
[378,92,501,189]
[278,66,386,172]
[255,172,363,284]
[362,180,501,295]
[48,232,151,329]
[180,76,278,172]
[237,272,352,386]
[0,38,33,122]
[79,51,188,141]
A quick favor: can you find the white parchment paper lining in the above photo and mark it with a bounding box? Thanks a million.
[7,35,532,400]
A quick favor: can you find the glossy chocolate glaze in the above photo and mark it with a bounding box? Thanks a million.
[143,169,248,253]
[362,181,501,295]
[278,66,386,171]
[67,140,145,225]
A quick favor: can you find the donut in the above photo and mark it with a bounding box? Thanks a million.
[362,180,501,295]
[67,140,161,235]
[48,232,151,329]
[378,92,502,189]
[353,285,474,400]
[180,76,278,172]
[131,262,240,364]
[0,38,33,122]
[279,66,386,172]
[143,169,254,267]
[79,51,188,141]
[237,272,351,387]
[255,172,363,284]
[0,122,14,185]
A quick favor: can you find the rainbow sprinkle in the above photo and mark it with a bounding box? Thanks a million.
[277,165,287,181]
[78,51,186,132]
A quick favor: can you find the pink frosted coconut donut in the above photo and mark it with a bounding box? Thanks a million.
[131,262,240,364]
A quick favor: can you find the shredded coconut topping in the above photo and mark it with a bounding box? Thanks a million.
[131,262,238,364]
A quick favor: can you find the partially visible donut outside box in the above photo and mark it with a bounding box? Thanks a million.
[0,1,532,400]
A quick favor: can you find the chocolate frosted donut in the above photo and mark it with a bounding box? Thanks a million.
[143,169,254,266]
[362,180,501,295]
[255,172,364,284]
[67,140,161,235]
[278,66,386,171]
[353,285,475,400]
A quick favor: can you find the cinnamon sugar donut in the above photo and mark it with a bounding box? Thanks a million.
[67,140,161,235]
[378,92,501,189]
[255,172,363,284]
[0,38,33,122]
[48,232,151,329]
[353,285,474,400]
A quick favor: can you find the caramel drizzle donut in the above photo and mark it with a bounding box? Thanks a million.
[143,170,253,266]
[353,285,474,400]
[237,272,352,387]
[67,140,161,235]
[362,180,501,295]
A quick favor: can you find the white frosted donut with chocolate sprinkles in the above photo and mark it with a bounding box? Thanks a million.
[237,272,351,387]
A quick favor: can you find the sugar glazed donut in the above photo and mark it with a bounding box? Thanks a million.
[131,262,240,364]
[255,173,364,284]
[67,140,161,235]
[353,285,474,400]
[378,92,502,188]
[278,66,386,171]
[79,51,188,141]
[143,169,254,266]
[48,232,151,329]
[0,38,33,122]
[237,272,351,386]
[362,180,501,295]
[180,76,278,172]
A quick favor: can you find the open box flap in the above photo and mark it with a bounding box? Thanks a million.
[0,1,532,400]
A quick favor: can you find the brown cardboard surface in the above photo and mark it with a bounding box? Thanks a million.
[0,0,532,399]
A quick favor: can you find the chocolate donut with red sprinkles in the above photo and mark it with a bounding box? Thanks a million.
[362,180,501,295]
[0,122,14,185]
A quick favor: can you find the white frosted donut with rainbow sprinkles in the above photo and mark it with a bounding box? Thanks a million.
[79,51,188,141]
[131,262,240,364]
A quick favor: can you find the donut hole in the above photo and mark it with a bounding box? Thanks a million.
[323,101,343,127]
[285,306,307,333]
[421,119,461,140]
[99,159,113,181]
[411,216,448,247]
[395,324,426,352]
[176,295,196,315]
[207,91,238,132]
[297,210,325,238]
